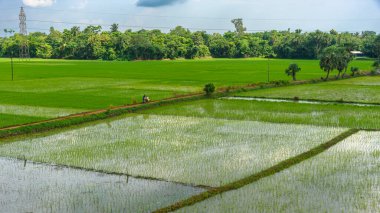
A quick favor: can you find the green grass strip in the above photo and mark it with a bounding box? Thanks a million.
[153,129,359,213]
[230,96,380,106]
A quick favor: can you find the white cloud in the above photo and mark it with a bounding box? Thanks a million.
[23,0,55,7]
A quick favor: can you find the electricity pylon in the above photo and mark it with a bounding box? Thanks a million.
[19,7,30,59]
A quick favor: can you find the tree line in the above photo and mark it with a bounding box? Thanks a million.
[1,21,380,60]
[287,46,380,82]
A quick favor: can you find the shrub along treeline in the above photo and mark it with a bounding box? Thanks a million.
[0,24,379,60]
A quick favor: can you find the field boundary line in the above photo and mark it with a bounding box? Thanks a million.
[360,128,380,132]
[0,93,204,131]
[0,93,210,139]
[152,129,359,213]
[6,156,214,190]
[2,73,375,132]
[226,96,380,107]
[0,74,375,139]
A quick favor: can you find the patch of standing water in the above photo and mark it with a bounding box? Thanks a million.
[0,157,203,213]
[222,97,380,107]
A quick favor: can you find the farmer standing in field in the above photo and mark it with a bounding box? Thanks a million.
[143,95,150,103]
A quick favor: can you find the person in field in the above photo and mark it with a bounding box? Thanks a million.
[143,95,150,103]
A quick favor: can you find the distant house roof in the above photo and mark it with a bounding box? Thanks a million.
[350,51,363,55]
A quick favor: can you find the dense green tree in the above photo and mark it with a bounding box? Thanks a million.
[1,34,23,57]
[110,23,119,33]
[341,49,354,78]
[204,83,215,96]
[231,19,246,36]
[361,31,377,57]
[307,30,335,58]
[165,33,191,59]
[192,31,209,46]
[329,29,338,36]
[337,32,361,51]
[29,32,52,58]
[319,46,352,79]
[373,58,380,70]
[46,27,63,58]
[0,26,378,62]
[374,35,380,58]
[335,48,349,78]
[351,67,359,76]
[127,32,165,60]
[209,34,235,58]
[236,39,250,57]
[170,26,191,38]
[196,44,211,58]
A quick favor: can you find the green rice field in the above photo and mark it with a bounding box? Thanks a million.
[237,76,380,104]
[0,58,379,212]
[0,58,373,127]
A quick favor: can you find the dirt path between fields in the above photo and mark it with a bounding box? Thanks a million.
[153,129,359,213]
[0,93,204,131]
[223,96,380,107]
[1,74,374,133]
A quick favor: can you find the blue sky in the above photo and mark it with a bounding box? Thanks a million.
[0,0,379,36]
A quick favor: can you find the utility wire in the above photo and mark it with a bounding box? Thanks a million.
[25,7,380,22]
[0,19,18,22]
[1,7,378,33]
[0,5,376,22]
[24,19,367,33]
[26,19,255,32]
[0,19,372,34]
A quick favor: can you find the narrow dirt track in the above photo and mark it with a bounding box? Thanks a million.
[1,74,371,132]
[0,92,204,131]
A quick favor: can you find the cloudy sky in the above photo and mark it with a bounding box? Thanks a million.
[0,0,379,36]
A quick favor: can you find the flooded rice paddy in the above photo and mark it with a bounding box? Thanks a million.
[0,157,203,213]
[223,97,380,107]
[0,115,345,187]
[178,131,380,212]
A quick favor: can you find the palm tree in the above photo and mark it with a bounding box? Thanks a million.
[285,63,301,81]
[110,23,119,33]
[373,58,380,70]
[335,47,351,79]
[320,46,337,80]
[342,51,353,78]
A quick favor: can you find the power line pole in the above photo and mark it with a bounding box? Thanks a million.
[11,56,14,81]
[4,29,15,81]
[19,7,30,59]
[267,58,270,82]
